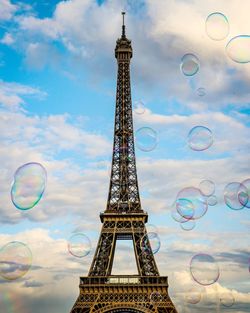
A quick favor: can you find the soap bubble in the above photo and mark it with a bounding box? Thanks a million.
[0,241,32,280]
[176,198,194,220]
[190,254,220,286]
[68,233,91,258]
[11,162,47,210]
[180,53,200,76]
[180,219,196,231]
[176,187,208,220]
[150,291,162,303]
[240,178,250,208]
[188,126,213,151]
[226,35,250,63]
[185,286,204,304]
[134,100,145,114]
[197,87,206,97]
[136,127,158,152]
[220,292,235,307]
[199,180,215,196]
[141,232,161,255]
[207,195,218,206]
[205,12,229,41]
[171,204,191,223]
[224,182,248,210]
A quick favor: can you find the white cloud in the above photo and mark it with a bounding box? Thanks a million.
[0,32,15,45]
[0,0,17,21]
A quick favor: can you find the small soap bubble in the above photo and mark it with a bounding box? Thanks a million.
[185,286,204,304]
[205,12,229,41]
[68,233,91,258]
[220,292,235,307]
[190,253,220,286]
[150,291,162,303]
[136,127,158,152]
[134,100,145,114]
[0,241,32,280]
[226,35,250,63]
[141,232,161,255]
[180,219,196,231]
[224,182,248,210]
[197,87,206,97]
[207,195,218,206]
[11,162,47,210]
[188,126,213,151]
[199,180,215,196]
[180,53,200,76]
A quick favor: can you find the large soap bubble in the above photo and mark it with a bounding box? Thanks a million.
[240,178,250,208]
[136,127,158,152]
[176,198,194,220]
[68,233,91,258]
[205,12,229,41]
[11,162,47,210]
[141,232,161,255]
[190,254,220,286]
[224,182,248,210]
[176,187,208,220]
[0,241,32,280]
[188,126,213,151]
[180,53,200,76]
[226,35,250,63]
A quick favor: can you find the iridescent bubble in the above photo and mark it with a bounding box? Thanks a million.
[134,100,145,114]
[180,219,196,231]
[197,87,206,97]
[185,286,204,304]
[226,35,250,63]
[68,233,91,258]
[199,180,215,196]
[190,254,220,286]
[220,292,235,307]
[0,241,32,280]
[150,291,162,303]
[224,182,248,210]
[147,224,158,233]
[205,12,229,41]
[176,187,208,220]
[188,126,213,151]
[11,162,47,210]
[171,204,190,223]
[136,127,158,152]
[180,53,200,76]
[240,178,250,208]
[176,198,194,220]
[141,232,161,255]
[207,195,218,206]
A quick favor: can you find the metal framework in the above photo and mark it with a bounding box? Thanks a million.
[70,12,178,313]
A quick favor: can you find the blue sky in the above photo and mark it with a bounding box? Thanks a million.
[0,1,249,313]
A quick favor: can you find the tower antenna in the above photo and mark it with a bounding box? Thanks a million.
[122,11,126,37]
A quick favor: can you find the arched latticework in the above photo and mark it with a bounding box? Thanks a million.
[69,13,178,313]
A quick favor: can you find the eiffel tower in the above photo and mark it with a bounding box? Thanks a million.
[70,12,178,313]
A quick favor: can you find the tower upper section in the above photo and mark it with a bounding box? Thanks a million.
[106,13,143,214]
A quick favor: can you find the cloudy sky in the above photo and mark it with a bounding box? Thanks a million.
[0,0,249,312]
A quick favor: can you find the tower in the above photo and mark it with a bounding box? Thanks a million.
[70,12,178,313]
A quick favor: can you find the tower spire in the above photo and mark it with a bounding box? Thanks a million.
[122,11,126,38]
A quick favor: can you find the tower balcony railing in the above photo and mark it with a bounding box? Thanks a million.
[80,275,168,286]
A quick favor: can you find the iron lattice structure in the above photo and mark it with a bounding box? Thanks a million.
[70,13,178,313]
